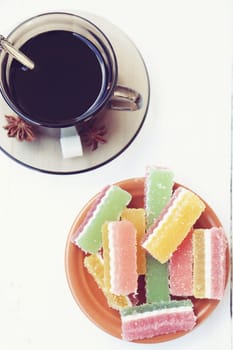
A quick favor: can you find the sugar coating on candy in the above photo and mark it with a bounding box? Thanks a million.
[193,227,227,299]
[84,254,131,310]
[193,230,205,297]
[102,221,138,295]
[121,208,146,275]
[146,254,170,302]
[144,166,174,302]
[72,185,131,253]
[169,230,193,296]
[84,253,105,290]
[145,166,174,228]
[120,300,196,341]
[142,187,205,263]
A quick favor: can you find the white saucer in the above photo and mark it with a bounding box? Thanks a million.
[0,14,150,174]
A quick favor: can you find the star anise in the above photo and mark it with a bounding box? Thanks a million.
[3,115,35,142]
[78,119,107,151]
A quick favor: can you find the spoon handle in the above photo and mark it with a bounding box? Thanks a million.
[0,35,34,70]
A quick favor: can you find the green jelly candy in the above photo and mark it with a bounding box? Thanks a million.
[145,167,174,228]
[146,254,170,302]
[74,185,131,253]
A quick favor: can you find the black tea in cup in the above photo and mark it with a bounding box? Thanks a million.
[8,30,108,127]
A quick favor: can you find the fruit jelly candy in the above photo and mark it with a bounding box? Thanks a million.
[136,275,146,305]
[142,187,205,263]
[169,230,193,296]
[145,166,174,228]
[72,185,131,253]
[144,167,174,301]
[121,208,146,274]
[146,254,170,302]
[120,300,196,341]
[193,227,227,299]
[102,220,137,295]
[84,254,131,310]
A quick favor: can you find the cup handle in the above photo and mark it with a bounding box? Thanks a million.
[108,85,142,111]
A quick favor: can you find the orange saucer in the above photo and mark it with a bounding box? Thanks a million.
[65,178,230,343]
